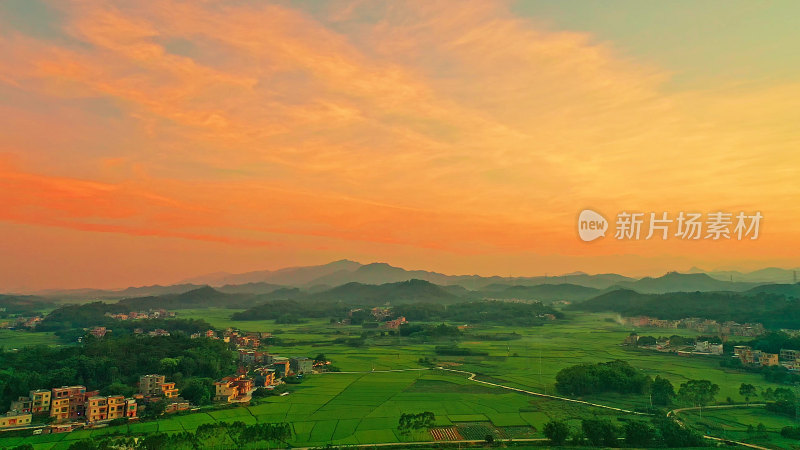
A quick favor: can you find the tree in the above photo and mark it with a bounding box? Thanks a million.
[756,423,769,440]
[398,412,435,435]
[543,420,570,445]
[651,376,675,406]
[655,418,704,448]
[624,421,655,447]
[637,336,657,346]
[180,377,213,405]
[739,383,757,405]
[581,419,617,447]
[678,379,719,416]
[141,398,167,418]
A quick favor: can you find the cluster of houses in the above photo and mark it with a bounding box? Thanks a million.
[733,346,779,367]
[779,349,800,371]
[105,309,177,320]
[0,374,189,432]
[0,315,43,330]
[190,328,268,348]
[1,386,138,432]
[209,327,322,404]
[214,352,317,404]
[623,333,724,355]
[624,331,800,370]
[731,346,800,369]
[624,316,766,337]
[86,326,172,340]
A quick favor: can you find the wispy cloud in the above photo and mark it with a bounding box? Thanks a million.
[1,0,798,288]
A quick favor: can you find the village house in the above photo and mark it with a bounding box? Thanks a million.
[0,411,32,429]
[164,401,190,413]
[147,328,171,337]
[622,333,639,346]
[780,349,800,362]
[138,374,178,399]
[89,327,108,338]
[384,317,408,329]
[694,340,724,355]
[50,386,99,422]
[214,375,254,403]
[371,307,391,319]
[290,357,313,375]
[254,367,276,387]
[238,349,273,365]
[272,357,290,377]
[733,346,778,366]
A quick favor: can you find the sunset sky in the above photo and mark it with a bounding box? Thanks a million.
[2,0,800,291]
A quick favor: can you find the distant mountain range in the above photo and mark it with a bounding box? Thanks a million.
[16,260,800,301]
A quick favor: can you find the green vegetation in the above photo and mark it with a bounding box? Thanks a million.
[2,310,798,449]
[64,421,291,449]
[0,334,235,409]
[0,294,55,317]
[397,412,435,435]
[678,379,719,413]
[554,360,650,396]
[36,302,215,339]
[571,289,800,328]
[391,300,562,325]
[543,419,569,445]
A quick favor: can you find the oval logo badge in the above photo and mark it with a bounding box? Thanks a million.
[578,209,608,242]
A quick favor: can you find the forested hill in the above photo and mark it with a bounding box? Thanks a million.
[569,289,800,329]
[302,279,458,304]
[0,294,55,316]
[116,286,262,310]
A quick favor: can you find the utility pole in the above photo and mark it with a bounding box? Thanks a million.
[539,349,543,393]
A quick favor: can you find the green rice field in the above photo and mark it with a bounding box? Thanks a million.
[1,310,797,448]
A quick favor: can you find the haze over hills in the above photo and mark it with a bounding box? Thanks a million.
[180,260,635,290]
[613,272,759,294]
[15,260,800,300]
[688,266,800,283]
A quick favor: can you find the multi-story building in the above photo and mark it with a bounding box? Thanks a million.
[139,374,166,396]
[272,357,290,377]
[160,382,179,399]
[9,389,51,415]
[29,389,51,414]
[87,395,137,422]
[50,386,97,422]
[106,395,127,420]
[759,353,779,366]
[0,411,32,429]
[9,397,31,414]
[780,349,800,361]
[734,346,779,366]
[290,357,313,375]
[87,396,108,422]
[254,367,276,387]
[213,376,254,403]
[50,396,70,422]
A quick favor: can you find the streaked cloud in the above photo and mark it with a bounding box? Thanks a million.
[1,0,798,288]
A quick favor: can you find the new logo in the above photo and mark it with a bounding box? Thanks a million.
[578,209,608,242]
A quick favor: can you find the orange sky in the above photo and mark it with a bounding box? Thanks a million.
[1,1,799,290]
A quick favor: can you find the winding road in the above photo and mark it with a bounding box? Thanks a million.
[318,367,773,449]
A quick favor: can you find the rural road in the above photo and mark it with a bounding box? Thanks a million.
[318,367,770,449]
[668,403,771,450]
[320,366,645,414]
